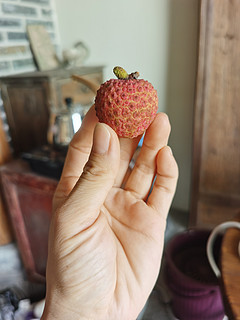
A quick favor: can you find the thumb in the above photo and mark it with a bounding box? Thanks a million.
[58,123,120,232]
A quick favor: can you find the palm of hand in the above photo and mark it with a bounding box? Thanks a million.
[49,188,165,320]
[44,107,178,320]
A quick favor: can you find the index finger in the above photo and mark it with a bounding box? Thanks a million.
[53,105,98,210]
[62,105,98,178]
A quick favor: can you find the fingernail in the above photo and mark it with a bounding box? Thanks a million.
[93,123,111,154]
[167,146,173,156]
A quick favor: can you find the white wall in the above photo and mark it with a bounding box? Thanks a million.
[54,0,200,212]
[165,1,199,212]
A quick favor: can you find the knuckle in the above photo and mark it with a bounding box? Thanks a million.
[134,161,154,175]
[82,159,111,180]
[69,141,91,157]
[154,179,176,195]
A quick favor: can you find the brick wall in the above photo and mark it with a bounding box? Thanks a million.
[0,0,61,76]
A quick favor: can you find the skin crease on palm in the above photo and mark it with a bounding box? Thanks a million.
[41,105,178,320]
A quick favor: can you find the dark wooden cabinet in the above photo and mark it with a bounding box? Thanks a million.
[0,66,103,154]
[190,0,240,228]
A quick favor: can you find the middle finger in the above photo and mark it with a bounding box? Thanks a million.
[124,113,171,200]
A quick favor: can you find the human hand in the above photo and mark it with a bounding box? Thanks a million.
[41,105,178,320]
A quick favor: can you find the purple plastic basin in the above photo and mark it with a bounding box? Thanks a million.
[164,229,225,320]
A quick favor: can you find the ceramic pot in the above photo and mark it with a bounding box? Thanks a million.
[164,229,225,320]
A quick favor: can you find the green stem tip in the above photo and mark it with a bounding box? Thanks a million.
[113,66,140,80]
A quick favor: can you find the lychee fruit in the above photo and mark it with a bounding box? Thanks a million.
[94,66,158,138]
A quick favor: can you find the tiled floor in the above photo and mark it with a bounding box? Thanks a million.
[140,289,177,320]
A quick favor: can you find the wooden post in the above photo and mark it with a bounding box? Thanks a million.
[0,115,13,245]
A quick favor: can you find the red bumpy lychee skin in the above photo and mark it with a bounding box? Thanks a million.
[95,67,158,138]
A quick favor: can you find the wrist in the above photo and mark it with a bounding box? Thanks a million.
[41,305,89,320]
[41,293,89,320]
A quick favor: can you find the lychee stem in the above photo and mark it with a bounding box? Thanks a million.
[113,66,140,80]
